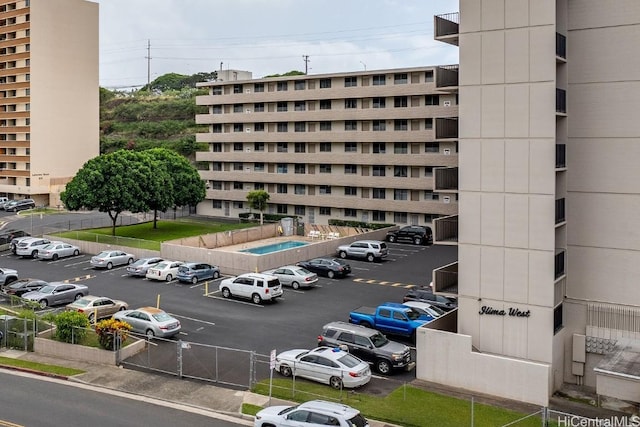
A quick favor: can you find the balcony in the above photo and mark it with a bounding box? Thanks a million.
[556,89,567,114]
[555,198,566,225]
[435,117,458,139]
[555,249,566,280]
[434,12,459,46]
[556,33,567,61]
[435,65,459,91]
[433,214,458,244]
[432,261,458,296]
[434,167,458,192]
[556,144,566,169]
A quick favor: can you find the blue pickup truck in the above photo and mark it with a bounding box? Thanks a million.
[349,302,433,340]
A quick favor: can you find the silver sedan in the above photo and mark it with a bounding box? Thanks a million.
[263,265,318,290]
[37,242,80,261]
[90,250,135,270]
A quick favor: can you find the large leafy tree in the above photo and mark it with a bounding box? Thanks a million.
[145,148,206,228]
[246,190,270,225]
[61,150,165,235]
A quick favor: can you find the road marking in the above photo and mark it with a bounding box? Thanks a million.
[204,294,265,307]
[352,278,415,289]
[169,314,216,327]
[0,419,24,427]
[62,274,95,283]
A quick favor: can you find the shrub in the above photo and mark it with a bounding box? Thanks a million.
[94,318,132,350]
[53,311,90,343]
[328,219,394,230]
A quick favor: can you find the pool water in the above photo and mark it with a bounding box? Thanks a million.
[240,240,309,255]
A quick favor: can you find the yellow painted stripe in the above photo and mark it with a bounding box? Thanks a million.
[0,419,25,427]
[391,283,405,287]
[379,281,390,285]
[352,278,365,282]
[366,280,376,284]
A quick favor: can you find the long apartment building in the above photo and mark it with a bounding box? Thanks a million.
[422,0,640,408]
[195,67,459,227]
[0,0,98,206]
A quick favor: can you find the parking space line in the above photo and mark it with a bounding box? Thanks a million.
[203,293,265,307]
[169,313,216,327]
[65,259,91,267]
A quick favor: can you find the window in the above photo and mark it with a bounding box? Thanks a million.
[233,123,244,132]
[345,99,357,109]
[394,96,408,108]
[320,121,331,131]
[277,142,288,152]
[294,184,306,195]
[210,180,222,189]
[424,213,440,222]
[254,142,264,151]
[344,76,357,87]
[295,164,306,174]
[211,105,222,115]
[373,74,386,85]
[212,162,222,171]
[254,123,265,132]
[212,200,222,209]
[319,78,331,88]
[554,303,564,334]
[394,212,408,223]
[319,164,332,173]
[254,83,264,92]
[277,184,288,194]
[295,122,306,132]
[277,163,288,173]
[394,143,408,154]
[372,211,386,221]
[345,142,357,152]
[319,142,331,152]
[277,82,288,91]
[254,182,265,190]
[425,70,434,82]
[234,143,243,151]
[319,185,332,195]
[425,166,439,176]
[295,101,306,111]
[254,102,264,112]
[254,162,265,172]
[345,208,357,217]
[372,166,385,176]
[372,120,386,131]
[295,142,306,153]
[425,118,433,129]
[294,205,306,215]
[345,121,357,131]
[233,181,243,190]
[425,190,439,200]
[394,73,408,84]
[319,100,331,110]
[233,84,243,94]
[344,165,357,174]
[394,166,408,177]
[277,204,288,214]
[425,95,440,106]
[373,188,386,199]
[372,97,386,108]
[394,120,408,131]
[212,143,222,152]
[277,123,288,132]
[233,162,243,171]
[425,142,439,153]
[294,80,305,90]
[345,186,357,196]
[277,101,288,112]
[373,142,386,153]
[319,207,331,215]
[394,189,408,200]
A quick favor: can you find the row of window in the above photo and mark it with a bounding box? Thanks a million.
[212,118,436,133]
[212,141,447,154]
[217,162,445,177]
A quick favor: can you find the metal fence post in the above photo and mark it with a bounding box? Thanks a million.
[471,396,474,427]
[249,351,255,388]
[542,407,548,427]
[177,340,183,379]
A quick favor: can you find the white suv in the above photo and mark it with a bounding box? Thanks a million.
[15,237,52,258]
[254,400,370,427]
[219,273,283,304]
[337,240,388,262]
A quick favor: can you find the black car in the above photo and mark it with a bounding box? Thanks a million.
[386,225,433,245]
[3,278,48,297]
[402,286,457,311]
[296,257,351,279]
[5,198,36,212]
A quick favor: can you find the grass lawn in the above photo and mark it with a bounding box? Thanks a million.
[0,356,85,376]
[252,379,556,427]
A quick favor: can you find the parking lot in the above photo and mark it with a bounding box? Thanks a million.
[0,230,457,390]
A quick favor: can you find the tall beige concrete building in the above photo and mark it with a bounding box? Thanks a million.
[0,0,98,206]
[194,67,459,227]
[422,0,640,408]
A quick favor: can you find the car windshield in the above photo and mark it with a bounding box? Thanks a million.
[155,262,169,269]
[294,268,311,275]
[348,414,368,427]
[405,309,422,320]
[42,244,55,250]
[370,333,389,348]
[130,259,146,267]
[277,406,298,416]
[332,258,347,265]
[38,285,55,294]
[96,251,110,258]
[267,279,280,288]
[72,298,92,307]
[337,353,362,368]
[151,312,172,322]
[8,281,28,289]
[178,266,190,273]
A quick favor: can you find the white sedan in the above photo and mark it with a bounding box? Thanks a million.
[145,260,184,282]
[37,242,80,261]
[275,346,371,389]
[262,265,318,290]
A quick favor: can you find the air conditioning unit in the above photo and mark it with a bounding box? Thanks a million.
[444,148,451,155]
[443,101,451,107]
[443,196,451,203]
[245,89,251,93]
[246,128,251,133]
[245,109,251,113]
[245,147,251,152]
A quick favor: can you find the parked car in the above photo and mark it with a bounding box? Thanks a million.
[317,321,414,375]
[22,282,89,309]
[296,257,351,279]
[219,272,283,304]
[348,303,430,340]
[66,295,128,322]
[2,278,47,297]
[126,257,165,277]
[15,237,52,258]
[402,286,458,312]
[386,225,433,245]
[113,306,181,338]
[275,346,371,389]
[402,300,446,318]
[337,240,388,262]
[1,229,29,246]
[254,400,370,427]
[0,267,18,287]
[262,265,318,289]
[90,250,135,270]
[9,234,31,254]
[176,262,220,284]
[37,241,80,261]
[145,260,184,282]
[5,198,35,212]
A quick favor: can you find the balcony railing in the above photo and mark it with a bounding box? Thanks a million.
[436,65,459,89]
[555,198,566,224]
[556,89,567,114]
[434,12,459,42]
[556,33,567,59]
[434,214,458,244]
[433,261,458,295]
[555,249,566,279]
[435,117,458,139]
[556,144,566,169]
[434,167,458,192]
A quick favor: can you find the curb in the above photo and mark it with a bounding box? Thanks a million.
[0,363,70,381]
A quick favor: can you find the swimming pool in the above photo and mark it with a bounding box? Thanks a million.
[240,240,309,255]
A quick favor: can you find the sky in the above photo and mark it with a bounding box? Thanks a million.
[96,0,459,90]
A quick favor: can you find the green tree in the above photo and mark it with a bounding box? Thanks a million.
[246,190,270,225]
[53,311,90,344]
[61,150,165,235]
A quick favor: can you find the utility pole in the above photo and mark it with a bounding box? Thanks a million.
[302,55,310,75]
[146,39,151,89]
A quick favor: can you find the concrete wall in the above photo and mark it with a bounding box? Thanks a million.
[43,236,161,261]
[33,337,146,365]
[173,223,278,248]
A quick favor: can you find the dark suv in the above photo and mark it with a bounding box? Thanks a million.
[386,225,433,245]
[317,321,414,375]
[5,199,36,212]
[402,286,458,312]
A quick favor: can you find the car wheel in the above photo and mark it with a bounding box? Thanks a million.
[413,237,423,245]
[329,376,343,390]
[146,329,155,339]
[327,270,335,279]
[251,293,262,305]
[106,262,113,270]
[39,299,48,309]
[376,359,392,375]
[221,287,231,298]
[74,293,83,301]
[119,306,126,311]
[191,277,198,284]
[127,258,134,265]
[213,271,220,279]
[5,277,16,286]
[279,365,292,377]
[73,249,80,256]
[388,235,396,243]
[31,250,38,258]
[165,274,173,282]
[88,313,95,323]
[52,253,59,261]
[366,253,375,262]
[339,251,347,259]
[291,281,300,290]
